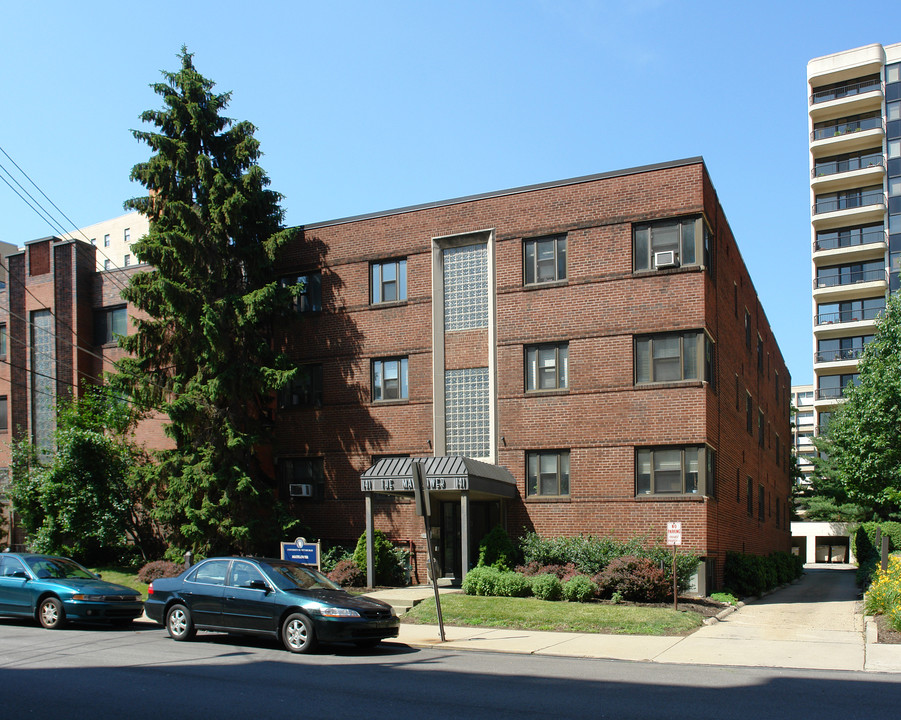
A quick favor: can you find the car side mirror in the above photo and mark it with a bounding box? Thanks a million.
[249,580,270,592]
[9,571,29,580]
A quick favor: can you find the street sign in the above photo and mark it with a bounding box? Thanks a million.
[667,521,682,546]
[280,540,321,569]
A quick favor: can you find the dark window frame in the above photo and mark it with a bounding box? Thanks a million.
[280,271,322,313]
[278,364,323,409]
[525,342,569,392]
[526,449,570,497]
[280,456,326,500]
[372,357,409,402]
[523,234,567,285]
[94,305,127,346]
[634,331,714,386]
[633,216,710,272]
[371,258,407,305]
[635,445,714,496]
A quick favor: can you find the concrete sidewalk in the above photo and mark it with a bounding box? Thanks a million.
[366,565,901,673]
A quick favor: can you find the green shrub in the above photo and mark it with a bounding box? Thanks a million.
[853,522,901,588]
[462,566,503,596]
[477,525,517,569]
[494,571,532,598]
[562,574,597,602]
[320,544,353,574]
[352,530,406,586]
[530,573,563,601]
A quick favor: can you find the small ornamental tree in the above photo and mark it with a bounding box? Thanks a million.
[113,48,303,555]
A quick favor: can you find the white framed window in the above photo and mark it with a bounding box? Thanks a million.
[371,259,407,304]
[525,343,568,391]
[103,234,110,247]
[103,259,111,271]
[124,227,130,244]
[523,234,567,285]
[527,450,570,497]
[372,357,408,401]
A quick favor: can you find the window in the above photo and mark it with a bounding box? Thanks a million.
[816,296,884,324]
[191,560,229,586]
[744,310,752,350]
[775,433,781,466]
[103,259,111,271]
[123,254,131,267]
[746,477,753,516]
[280,457,325,499]
[757,336,763,373]
[525,343,568,391]
[633,216,708,271]
[527,450,570,497]
[103,234,110,247]
[94,306,127,345]
[635,332,714,385]
[228,561,266,589]
[280,272,322,313]
[758,410,765,447]
[636,446,714,496]
[371,259,407,304]
[746,392,753,433]
[815,260,884,288]
[279,365,323,408]
[372,358,408,401]
[0,324,6,358]
[0,396,6,433]
[776,497,781,528]
[524,234,566,284]
[89,238,96,246]
[124,227,130,244]
[758,485,765,522]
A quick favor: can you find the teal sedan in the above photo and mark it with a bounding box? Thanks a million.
[0,553,143,629]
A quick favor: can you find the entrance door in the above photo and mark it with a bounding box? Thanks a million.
[440,502,462,580]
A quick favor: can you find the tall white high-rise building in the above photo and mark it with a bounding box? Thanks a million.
[808,43,901,434]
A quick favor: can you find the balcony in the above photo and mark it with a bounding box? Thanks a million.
[814,306,883,326]
[814,387,849,402]
[813,267,888,302]
[814,267,886,289]
[810,115,884,155]
[811,114,883,141]
[814,346,868,363]
[812,230,886,266]
[812,189,886,229]
[810,152,885,193]
[809,77,883,120]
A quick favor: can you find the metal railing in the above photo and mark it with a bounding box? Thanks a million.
[812,153,884,178]
[815,387,849,400]
[811,115,884,141]
[814,347,868,363]
[813,227,886,251]
[814,267,886,289]
[815,307,884,324]
[813,190,885,214]
[810,78,882,104]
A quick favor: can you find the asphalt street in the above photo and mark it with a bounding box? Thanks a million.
[1,611,900,720]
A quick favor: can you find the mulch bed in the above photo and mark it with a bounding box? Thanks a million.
[876,614,901,644]
[599,597,730,618]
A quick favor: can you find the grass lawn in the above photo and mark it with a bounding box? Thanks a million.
[90,568,150,599]
[402,594,705,635]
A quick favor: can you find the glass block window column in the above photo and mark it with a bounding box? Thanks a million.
[443,244,488,331]
[445,367,489,456]
[31,309,55,452]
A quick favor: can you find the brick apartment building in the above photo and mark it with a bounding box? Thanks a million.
[0,157,791,592]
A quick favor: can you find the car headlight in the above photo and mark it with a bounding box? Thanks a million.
[72,594,107,602]
[319,607,361,618]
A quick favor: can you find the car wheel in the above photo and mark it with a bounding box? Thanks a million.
[166,604,196,641]
[38,597,65,629]
[281,613,317,653]
[354,639,381,649]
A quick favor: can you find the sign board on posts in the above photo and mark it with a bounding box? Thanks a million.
[280,540,321,569]
[667,521,682,546]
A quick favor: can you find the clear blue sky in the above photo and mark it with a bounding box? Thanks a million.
[2,1,900,385]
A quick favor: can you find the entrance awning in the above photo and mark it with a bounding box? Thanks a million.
[360,456,517,500]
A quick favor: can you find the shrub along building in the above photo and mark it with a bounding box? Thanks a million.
[0,158,791,593]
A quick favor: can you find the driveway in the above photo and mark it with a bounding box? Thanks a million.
[654,564,865,670]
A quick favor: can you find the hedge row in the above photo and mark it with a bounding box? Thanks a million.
[852,522,901,588]
[722,551,803,598]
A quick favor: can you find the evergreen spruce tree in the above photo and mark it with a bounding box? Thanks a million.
[115,47,300,555]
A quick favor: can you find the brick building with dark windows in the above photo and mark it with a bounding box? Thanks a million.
[0,158,791,593]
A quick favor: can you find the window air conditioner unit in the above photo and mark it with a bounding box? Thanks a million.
[289,483,313,498]
[654,250,679,269]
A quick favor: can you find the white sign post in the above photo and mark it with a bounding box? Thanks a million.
[666,522,682,611]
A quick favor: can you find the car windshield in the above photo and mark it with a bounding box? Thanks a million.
[262,561,341,592]
[24,557,96,580]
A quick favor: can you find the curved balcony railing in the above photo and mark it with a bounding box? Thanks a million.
[813,190,885,214]
[814,347,868,363]
[812,153,884,179]
[814,227,885,251]
[811,115,884,141]
[814,267,886,289]
[811,78,882,104]
[815,307,884,324]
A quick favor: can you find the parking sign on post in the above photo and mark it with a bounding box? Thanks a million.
[667,521,682,546]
